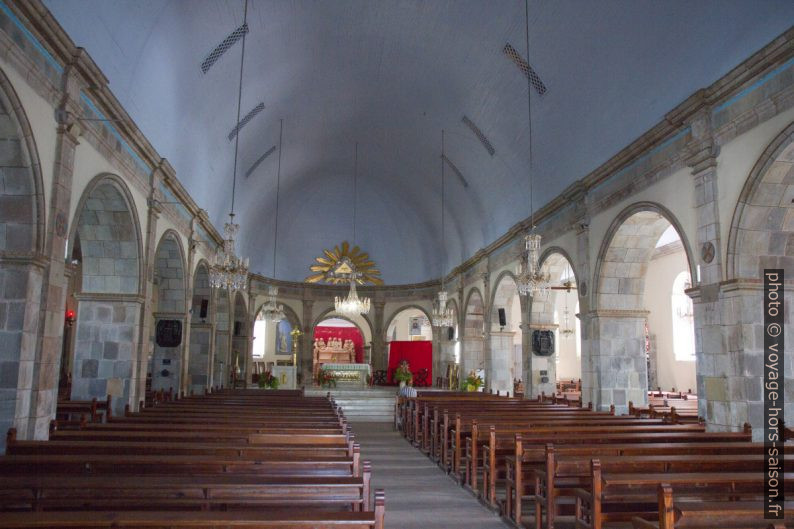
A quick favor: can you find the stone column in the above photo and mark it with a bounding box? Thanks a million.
[244,293,256,387]
[300,297,314,387]
[489,331,515,394]
[570,185,595,408]
[21,58,85,442]
[372,300,387,371]
[524,293,557,398]
[481,272,492,390]
[587,310,649,413]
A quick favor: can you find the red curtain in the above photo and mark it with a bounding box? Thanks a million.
[388,341,432,386]
[314,326,364,363]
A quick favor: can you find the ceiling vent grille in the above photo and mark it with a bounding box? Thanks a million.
[462,115,495,156]
[442,154,469,188]
[503,43,547,95]
[227,102,265,141]
[201,23,249,74]
[245,145,277,178]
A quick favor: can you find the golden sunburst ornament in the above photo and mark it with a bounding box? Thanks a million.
[306,241,383,285]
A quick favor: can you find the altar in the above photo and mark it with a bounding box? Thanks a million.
[313,337,357,380]
[320,363,371,387]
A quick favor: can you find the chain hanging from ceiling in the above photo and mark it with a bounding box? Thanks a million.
[260,118,286,322]
[210,0,250,292]
[432,130,454,328]
[516,0,551,300]
[335,142,371,316]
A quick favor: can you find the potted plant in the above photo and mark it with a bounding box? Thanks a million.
[464,371,484,392]
[394,360,413,388]
[258,371,279,390]
[317,369,337,389]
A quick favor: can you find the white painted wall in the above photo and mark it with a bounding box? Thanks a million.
[387,308,432,341]
[643,247,697,393]
[554,290,581,381]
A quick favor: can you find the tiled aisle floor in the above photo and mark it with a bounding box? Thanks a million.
[351,422,511,529]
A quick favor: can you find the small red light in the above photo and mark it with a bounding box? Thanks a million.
[65,310,75,319]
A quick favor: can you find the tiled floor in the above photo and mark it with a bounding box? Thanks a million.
[351,422,511,529]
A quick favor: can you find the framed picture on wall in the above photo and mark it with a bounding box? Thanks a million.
[409,317,422,336]
[275,319,293,355]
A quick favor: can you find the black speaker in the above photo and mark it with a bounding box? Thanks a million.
[199,299,209,318]
[497,308,507,327]
[156,320,182,348]
[447,327,454,340]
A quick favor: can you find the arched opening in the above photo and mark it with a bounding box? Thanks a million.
[69,176,142,415]
[438,298,460,389]
[724,122,794,436]
[384,306,434,387]
[252,304,301,384]
[461,289,485,389]
[312,315,368,386]
[187,262,212,395]
[231,292,248,387]
[592,205,696,413]
[490,274,522,395]
[149,232,186,393]
[0,70,45,449]
[527,251,581,398]
[213,289,230,388]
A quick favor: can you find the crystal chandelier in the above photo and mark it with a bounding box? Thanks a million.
[517,232,550,299]
[261,285,285,322]
[210,0,250,292]
[334,143,370,316]
[335,274,370,316]
[560,292,575,337]
[515,0,550,299]
[432,130,454,328]
[210,216,249,291]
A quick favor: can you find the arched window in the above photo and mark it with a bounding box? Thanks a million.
[252,312,267,359]
[671,271,695,361]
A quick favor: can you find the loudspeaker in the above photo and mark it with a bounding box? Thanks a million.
[497,308,507,328]
[156,320,182,348]
[199,299,209,318]
[447,326,455,340]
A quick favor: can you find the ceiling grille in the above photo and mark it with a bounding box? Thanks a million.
[227,102,265,141]
[201,23,249,74]
[462,115,495,156]
[503,43,547,95]
[245,145,277,178]
[442,154,469,188]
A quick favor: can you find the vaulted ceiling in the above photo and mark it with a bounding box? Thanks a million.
[44,0,794,284]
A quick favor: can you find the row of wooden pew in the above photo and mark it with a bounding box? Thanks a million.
[1,388,386,528]
[397,391,791,529]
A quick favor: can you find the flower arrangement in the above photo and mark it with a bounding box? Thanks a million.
[464,371,484,392]
[394,360,413,385]
[317,369,338,388]
[258,371,279,390]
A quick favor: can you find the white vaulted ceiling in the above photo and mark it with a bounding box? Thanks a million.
[44,0,794,284]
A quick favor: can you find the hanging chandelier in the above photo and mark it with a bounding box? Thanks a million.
[261,285,285,322]
[560,288,575,337]
[210,0,250,292]
[334,142,370,316]
[335,273,371,316]
[516,0,550,299]
[210,216,249,290]
[432,130,454,328]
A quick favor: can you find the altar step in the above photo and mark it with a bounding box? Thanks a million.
[306,388,395,422]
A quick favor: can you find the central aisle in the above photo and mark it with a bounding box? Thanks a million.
[351,422,511,529]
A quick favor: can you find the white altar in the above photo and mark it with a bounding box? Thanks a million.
[272,365,296,389]
[320,363,371,387]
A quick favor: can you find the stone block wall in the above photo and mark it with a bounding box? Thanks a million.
[489,331,515,394]
[72,299,139,416]
[188,325,210,394]
[151,317,184,393]
[214,331,228,388]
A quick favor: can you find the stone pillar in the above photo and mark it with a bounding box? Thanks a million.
[244,294,255,388]
[587,310,649,413]
[489,331,515,394]
[300,297,314,387]
[372,300,387,371]
[18,57,85,444]
[524,290,557,398]
[481,272,492,390]
[570,185,595,408]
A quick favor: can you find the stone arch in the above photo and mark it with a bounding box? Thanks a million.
[588,202,696,413]
[213,288,230,388]
[383,304,434,343]
[0,65,47,450]
[727,121,794,280]
[312,307,374,346]
[527,250,580,397]
[69,175,144,415]
[187,260,212,395]
[461,287,485,381]
[720,121,794,438]
[150,230,187,392]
